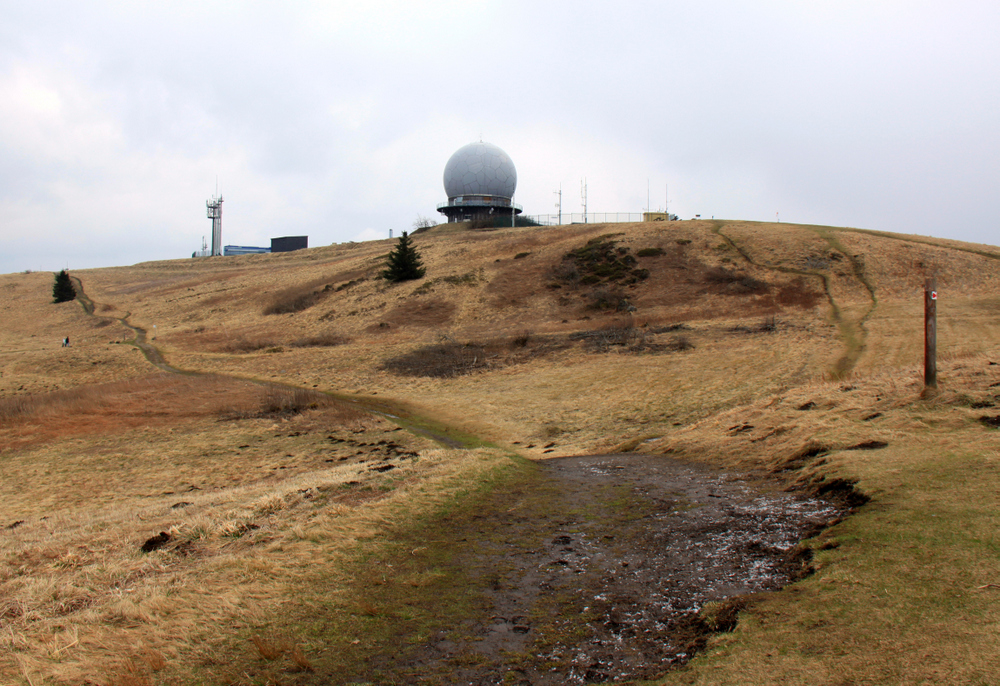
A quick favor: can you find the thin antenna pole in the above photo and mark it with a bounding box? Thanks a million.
[555,184,562,225]
[581,178,588,223]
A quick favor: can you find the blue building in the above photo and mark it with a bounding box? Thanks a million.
[223,245,271,256]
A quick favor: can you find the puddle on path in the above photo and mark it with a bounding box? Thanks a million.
[358,453,847,685]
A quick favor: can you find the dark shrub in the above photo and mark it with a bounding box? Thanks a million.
[290,333,350,348]
[469,216,542,230]
[587,286,628,311]
[223,336,282,353]
[776,278,822,308]
[671,335,694,351]
[220,387,334,420]
[263,288,322,315]
[558,236,650,287]
[705,267,768,293]
[510,330,531,348]
[383,341,494,378]
[382,332,556,378]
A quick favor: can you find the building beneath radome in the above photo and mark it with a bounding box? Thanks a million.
[437,141,522,223]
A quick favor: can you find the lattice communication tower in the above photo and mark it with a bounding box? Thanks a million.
[206,194,223,257]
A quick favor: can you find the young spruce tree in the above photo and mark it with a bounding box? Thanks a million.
[381,231,426,282]
[52,269,76,303]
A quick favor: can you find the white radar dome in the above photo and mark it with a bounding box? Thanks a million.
[443,141,517,199]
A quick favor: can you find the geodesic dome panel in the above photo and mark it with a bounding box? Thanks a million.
[443,142,517,199]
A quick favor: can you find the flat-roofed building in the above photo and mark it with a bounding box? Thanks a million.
[271,236,308,252]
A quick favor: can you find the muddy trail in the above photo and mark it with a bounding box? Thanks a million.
[68,278,852,683]
[335,454,848,685]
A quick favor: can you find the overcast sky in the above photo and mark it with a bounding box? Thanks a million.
[2,1,998,274]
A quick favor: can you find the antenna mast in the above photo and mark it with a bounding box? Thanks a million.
[581,178,588,223]
[554,184,562,225]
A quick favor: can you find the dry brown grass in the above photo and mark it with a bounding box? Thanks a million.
[0,367,497,684]
[485,253,554,309]
[222,334,284,353]
[262,283,328,315]
[258,264,381,318]
[289,331,350,348]
[381,331,562,378]
[0,374,356,453]
[250,633,313,671]
[0,273,146,396]
[4,219,1000,683]
[380,297,457,328]
[60,220,901,453]
[651,354,1000,686]
[218,384,341,419]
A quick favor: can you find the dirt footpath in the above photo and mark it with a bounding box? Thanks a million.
[352,453,846,685]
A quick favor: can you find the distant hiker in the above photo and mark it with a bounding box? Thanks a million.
[62,337,69,347]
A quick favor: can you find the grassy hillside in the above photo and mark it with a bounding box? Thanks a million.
[2,219,1000,684]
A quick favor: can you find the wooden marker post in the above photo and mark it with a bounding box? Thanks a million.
[925,276,937,389]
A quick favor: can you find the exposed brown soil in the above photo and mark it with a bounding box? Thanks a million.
[382,297,458,328]
[0,371,368,455]
[336,454,849,685]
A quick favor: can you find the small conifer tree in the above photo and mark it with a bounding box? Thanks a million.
[52,270,76,303]
[381,231,426,282]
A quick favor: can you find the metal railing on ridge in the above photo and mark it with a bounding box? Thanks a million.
[525,212,649,226]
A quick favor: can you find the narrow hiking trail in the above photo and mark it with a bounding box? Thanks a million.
[71,276,472,448]
[69,277,855,684]
[710,221,878,379]
[73,276,199,374]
